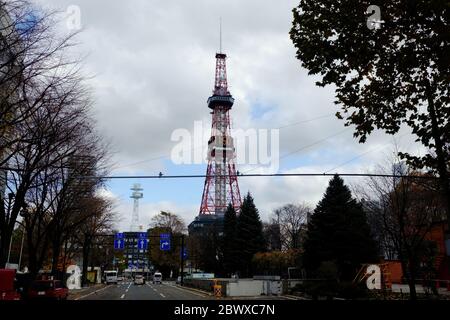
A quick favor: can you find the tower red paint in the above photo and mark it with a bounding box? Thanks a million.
[199,53,242,216]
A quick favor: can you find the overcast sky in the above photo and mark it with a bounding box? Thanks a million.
[36,0,425,231]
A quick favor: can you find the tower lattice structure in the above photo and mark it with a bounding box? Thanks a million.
[199,53,242,216]
[130,183,143,232]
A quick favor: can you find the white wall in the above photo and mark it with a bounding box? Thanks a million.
[227,280,264,297]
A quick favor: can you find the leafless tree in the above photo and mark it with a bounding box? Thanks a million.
[150,211,186,234]
[0,0,87,268]
[357,159,444,300]
[273,203,311,251]
[263,221,281,251]
[74,196,115,287]
[1,0,81,164]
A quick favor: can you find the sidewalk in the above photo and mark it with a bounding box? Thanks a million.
[68,284,107,300]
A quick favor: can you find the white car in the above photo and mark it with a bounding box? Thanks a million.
[134,275,145,285]
[153,272,162,284]
[104,271,118,284]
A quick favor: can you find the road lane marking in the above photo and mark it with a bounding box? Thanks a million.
[120,294,125,299]
[75,285,110,300]
[160,293,166,298]
[75,285,111,300]
[167,284,209,298]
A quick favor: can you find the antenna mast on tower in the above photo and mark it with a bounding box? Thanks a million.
[219,17,222,54]
[130,184,143,232]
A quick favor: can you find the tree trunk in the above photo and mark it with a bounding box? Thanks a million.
[406,256,418,301]
[407,271,418,301]
[0,227,12,268]
[51,237,61,277]
[81,237,91,287]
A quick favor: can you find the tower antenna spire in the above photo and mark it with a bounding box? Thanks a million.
[219,17,222,53]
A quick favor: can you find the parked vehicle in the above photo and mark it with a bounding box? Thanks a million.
[134,275,145,285]
[28,280,68,300]
[153,272,162,284]
[104,270,118,284]
[0,269,21,300]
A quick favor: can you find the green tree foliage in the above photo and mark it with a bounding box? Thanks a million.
[304,175,379,281]
[148,226,183,278]
[235,193,266,277]
[222,204,238,276]
[148,211,186,278]
[290,1,450,226]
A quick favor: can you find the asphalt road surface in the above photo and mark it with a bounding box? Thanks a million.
[76,281,212,300]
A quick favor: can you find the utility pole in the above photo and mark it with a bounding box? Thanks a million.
[180,235,185,286]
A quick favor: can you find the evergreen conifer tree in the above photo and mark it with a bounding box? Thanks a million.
[304,175,379,281]
[235,193,266,277]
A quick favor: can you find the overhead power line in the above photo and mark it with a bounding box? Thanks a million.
[90,173,436,180]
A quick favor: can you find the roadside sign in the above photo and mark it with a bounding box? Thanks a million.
[114,238,124,250]
[181,248,188,260]
[160,239,171,251]
[138,232,147,239]
[114,233,125,250]
[160,233,170,239]
[138,238,149,250]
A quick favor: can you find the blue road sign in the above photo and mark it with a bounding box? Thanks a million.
[115,233,124,239]
[181,248,188,260]
[138,232,147,239]
[138,238,149,250]
[114,238,124,250]
[160,239,171,251]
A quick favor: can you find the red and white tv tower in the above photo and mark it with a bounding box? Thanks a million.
[199,51,242,217]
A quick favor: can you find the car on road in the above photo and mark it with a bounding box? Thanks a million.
[153,272,162,284]
[28,280,68,300]
[104,270,118,284]
[134,274,145,285]
[134,275,145,285]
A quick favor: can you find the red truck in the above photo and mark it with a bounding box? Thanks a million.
[0,269,21,300]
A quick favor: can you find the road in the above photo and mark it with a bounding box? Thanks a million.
[76,281,212,300]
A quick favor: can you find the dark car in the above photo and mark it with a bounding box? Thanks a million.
[28,280,69,300]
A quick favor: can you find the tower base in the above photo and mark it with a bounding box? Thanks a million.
[188,214,225,237]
